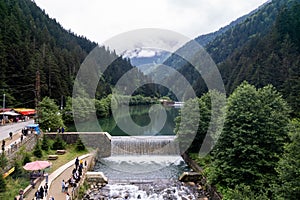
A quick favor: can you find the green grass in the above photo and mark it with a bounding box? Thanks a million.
[0,177,29,200]
[0,143,90,199]
[43,144,89,173]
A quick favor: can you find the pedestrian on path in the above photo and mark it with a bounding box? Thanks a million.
[62,179,65,192]
[39,186,44,199]
[20,134,23,142]
[1,140,5,151]
[66,192,71,200]
[9,132,13,139]
[44,183,48,197]
[75,157,79,169]
[44,172,49,183]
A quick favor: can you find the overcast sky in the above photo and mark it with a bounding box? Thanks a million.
[34,0,269,44]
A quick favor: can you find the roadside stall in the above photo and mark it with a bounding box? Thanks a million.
[26,124,41,135]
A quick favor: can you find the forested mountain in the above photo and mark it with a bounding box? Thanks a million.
[219,0,300,116]
[165,0,300,116]
[0,0,147,108]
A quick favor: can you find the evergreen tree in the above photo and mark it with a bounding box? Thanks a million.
[23,153,31,166]
[0,153,7,168]
[0,171,6,192]
[75,137,86,152]
[33,140,43,158]
[210,82,290,197]
[275,119,300,200]
[52,135,66,150]
[41,134,49,151]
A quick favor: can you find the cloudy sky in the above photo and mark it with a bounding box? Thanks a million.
[34,0,269,44]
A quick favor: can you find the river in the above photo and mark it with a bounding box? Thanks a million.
[75,105,206,199]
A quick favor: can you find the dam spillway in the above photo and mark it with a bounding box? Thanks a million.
[111,136,180,156]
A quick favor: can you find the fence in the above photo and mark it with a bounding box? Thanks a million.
[71,155,96,199]
[1,133,38,173]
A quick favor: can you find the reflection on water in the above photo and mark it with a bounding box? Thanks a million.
[68,105,179,136]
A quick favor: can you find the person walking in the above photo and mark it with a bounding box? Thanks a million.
[75,157,79,169]
[44,172,49,183]
[62,179,65,192]
[9,132,13,139]
[20,134,23,142]
[1,140,5,152]
[39,186,44,199]
[66,192,71,200]
[44,183,48,197]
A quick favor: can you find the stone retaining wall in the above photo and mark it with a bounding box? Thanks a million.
[3,133,38,172]
[45,132,111,158]
[181,152,222,200]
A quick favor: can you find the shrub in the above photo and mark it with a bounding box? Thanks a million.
[75,137,86,151]
[0,153,8,168]
[41,134,50,151]
[33,141,43,158]
[23,153,31,165]
[0,173,6,192]
[52,135,66,150]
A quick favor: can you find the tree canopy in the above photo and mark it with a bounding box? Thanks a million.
[210,82,290,198]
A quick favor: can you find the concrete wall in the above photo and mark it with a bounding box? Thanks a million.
[45,132,111,158]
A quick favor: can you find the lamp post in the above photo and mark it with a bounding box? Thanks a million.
[2,94,5,125]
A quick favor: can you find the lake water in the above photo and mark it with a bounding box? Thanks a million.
[68,105,179,136]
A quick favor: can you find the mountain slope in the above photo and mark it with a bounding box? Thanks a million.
[0,0,147,108]
[219,0,300,115]
[163,0,300,115]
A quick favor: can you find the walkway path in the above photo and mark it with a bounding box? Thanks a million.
[24,153,94,200]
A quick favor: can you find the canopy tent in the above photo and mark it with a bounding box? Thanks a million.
[0,108,12,113]
[26,124,40,134]
[23,161,52,171]
[14,108,36,116]
[0,111,20,116]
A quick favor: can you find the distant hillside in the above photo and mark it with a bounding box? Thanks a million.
[219,0,300,115]
[0,0,148,108]
[161,0,300,116]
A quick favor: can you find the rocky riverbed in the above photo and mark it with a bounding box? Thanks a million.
[82,180,209,200]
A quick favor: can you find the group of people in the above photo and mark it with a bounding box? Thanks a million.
[61,157,87,199]
[34,183,48,200]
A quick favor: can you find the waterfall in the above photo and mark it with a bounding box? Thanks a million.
[111,136,180,155]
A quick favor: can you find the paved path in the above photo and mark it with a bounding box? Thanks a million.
[0,119,34,141]
[0,119,35,154]
[25,154,93,200]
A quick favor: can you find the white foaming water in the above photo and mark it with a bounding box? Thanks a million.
[90,136,203,199]
[94,182,198,200]
[94,155,188,181]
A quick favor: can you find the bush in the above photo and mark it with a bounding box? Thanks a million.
[75,137,86,151]
[52,135,66,150]
[0,173,6,192]
[11,161,23,179]
[41,134,50,151]
[33,141,43,158]
[0,153,8,168]
[23,153,31,165]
